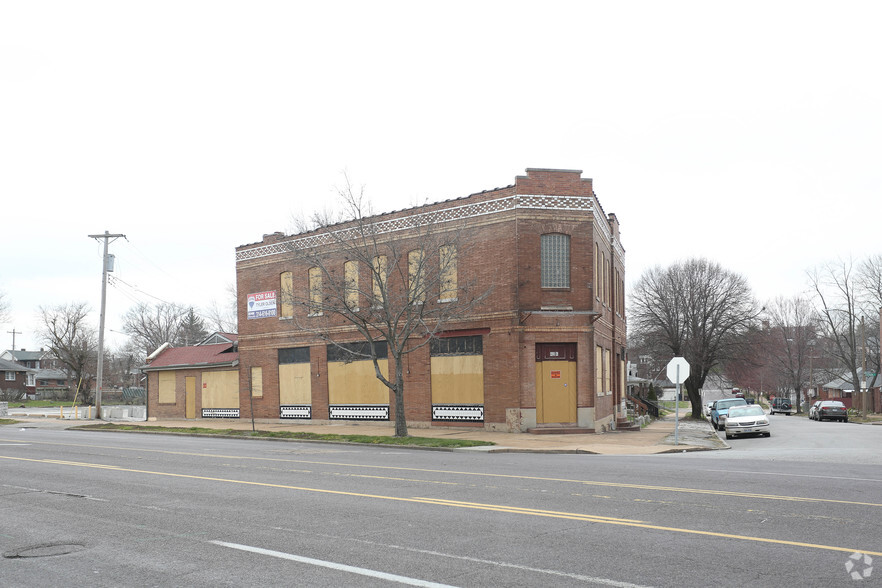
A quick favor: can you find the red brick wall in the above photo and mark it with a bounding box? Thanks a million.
[235,168,625,430]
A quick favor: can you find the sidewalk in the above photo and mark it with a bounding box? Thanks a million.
[5,410,728,455]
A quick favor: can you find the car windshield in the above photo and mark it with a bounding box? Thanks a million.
[717,399,747,409]
[822,402,845,408]
[728,406,764,418]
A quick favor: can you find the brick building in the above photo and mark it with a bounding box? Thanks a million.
[142,334,239,419]
[229,168,627,433]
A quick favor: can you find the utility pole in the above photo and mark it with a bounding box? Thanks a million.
[7,328,21,350]
[861,316,867,418]
[88,231,126,419]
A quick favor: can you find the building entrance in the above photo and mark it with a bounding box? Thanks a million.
[535,343,577,424]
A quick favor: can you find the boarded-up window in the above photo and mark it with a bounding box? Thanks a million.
[541,233,570,288]
[158,371,175,404]
[251,366,263,398]
[327,342,388,404]
[431,335,483,405]
[308,267,322,316]
[344,260,359,310]
[372,255,387,304]
[201,371,239,409]
[439,244,457,301]
[408,249,425,302]
[604,348,611,395]
[279,347,310,405]
[280,271,294,318]
[595,346,603,397]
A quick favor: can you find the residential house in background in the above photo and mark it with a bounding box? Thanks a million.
[0,357,34,399]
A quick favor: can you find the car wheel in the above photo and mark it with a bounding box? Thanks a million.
[765,432,771,437]
[725,432,732,439]
[842,418,848,423]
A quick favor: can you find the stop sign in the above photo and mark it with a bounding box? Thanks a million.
[666,357,690,384]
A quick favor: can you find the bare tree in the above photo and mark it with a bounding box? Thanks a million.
[206,283,238,334]
[123,302,188,356]
[0,289,9,324]
[763,296,818,412]
[857,255,882,392]
[630,258,760,418]
[282,180,491,436]
[810,259,871,406]
[38,302,97,402]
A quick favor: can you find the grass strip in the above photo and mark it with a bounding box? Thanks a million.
[72,423,494,448]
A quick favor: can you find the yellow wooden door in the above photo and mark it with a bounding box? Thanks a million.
[185,377,196,419]
[537,360,577,423]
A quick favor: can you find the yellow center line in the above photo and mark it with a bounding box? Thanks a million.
[3,454,880,558]
[2,436,881,508]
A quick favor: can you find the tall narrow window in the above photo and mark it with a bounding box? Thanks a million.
[280,271,294,318]
[308,267,322,316]
[439,244,457,302]
[594,243,600,299]
[604,348,611,395]
[344,260,359,310]
[408,249,425,302]
[595,345,603,397]
[372,255,387,306]
[541,234,570,288]
[251,366,263,398]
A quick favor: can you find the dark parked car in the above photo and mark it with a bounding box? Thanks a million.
[770,397,793,415]
[811,400,848,422]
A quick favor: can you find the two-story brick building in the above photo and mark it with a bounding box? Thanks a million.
[228,168,627,433]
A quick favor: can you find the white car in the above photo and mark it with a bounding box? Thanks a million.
[724,405,770,439]
[703,402,714,418]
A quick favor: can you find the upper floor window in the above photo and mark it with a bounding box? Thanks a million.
[280,271,294,318]
[344,260,359,310]
[408,249,425,303]
[541,233,570,288]
[5,371,15,381]
[439,244,457,302]
[308,267,323,316]
[372,255,387,306]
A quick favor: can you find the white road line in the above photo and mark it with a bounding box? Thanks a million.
[703,469,882,483]
[209,540,458,587]
[270,528,654,588]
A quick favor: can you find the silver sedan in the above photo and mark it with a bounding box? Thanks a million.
[724,405,771,439]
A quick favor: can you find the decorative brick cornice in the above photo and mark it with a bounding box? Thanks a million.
[237,194,622,262]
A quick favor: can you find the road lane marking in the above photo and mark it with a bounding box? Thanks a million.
[209,540,456,587]
[2,438,881,507]
[703,468,882,483]
[2,454,881,558]
[268,527,655,588]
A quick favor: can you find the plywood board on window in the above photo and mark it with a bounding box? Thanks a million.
[201,370,239,409]
[158,371,176,404]
[328,359,389,404]
[431,355,483,404]
[279,362,311,404]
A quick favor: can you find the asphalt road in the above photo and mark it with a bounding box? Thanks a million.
[1,418,880,587]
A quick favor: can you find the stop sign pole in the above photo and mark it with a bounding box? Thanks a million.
[666,357,690,445]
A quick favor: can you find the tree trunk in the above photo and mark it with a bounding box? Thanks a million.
[686,379,703,418]
[393,359,408,437]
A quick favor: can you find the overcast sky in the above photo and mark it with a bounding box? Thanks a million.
[2,1,880,353]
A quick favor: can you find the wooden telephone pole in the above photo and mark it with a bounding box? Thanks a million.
[88,231,125,419]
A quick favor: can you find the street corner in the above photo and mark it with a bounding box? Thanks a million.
[659,418,730,452]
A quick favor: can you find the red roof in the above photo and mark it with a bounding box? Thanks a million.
[146,343,238,370]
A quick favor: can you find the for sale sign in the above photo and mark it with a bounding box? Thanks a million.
[247,290,277,319]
